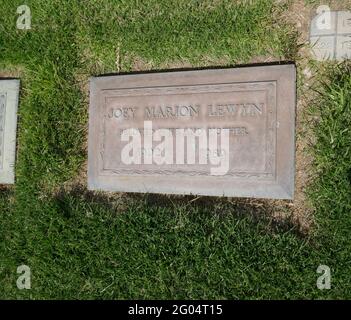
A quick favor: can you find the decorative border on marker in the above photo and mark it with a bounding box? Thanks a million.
[97,81,277,180]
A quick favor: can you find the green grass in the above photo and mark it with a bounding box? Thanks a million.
[0,0,350,299]
[307,63,351,295]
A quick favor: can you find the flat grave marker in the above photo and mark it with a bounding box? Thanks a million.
[88,65,296,199]
[0,79,20,184]
[310,10,351,61]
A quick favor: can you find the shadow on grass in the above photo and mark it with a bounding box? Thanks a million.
[91,60,296,77]
[52,183,302,237]
[139,193,301,236]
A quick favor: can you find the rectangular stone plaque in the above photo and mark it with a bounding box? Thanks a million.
[310,11,351,61]
[0,79,20,184]
[88,64,296,199]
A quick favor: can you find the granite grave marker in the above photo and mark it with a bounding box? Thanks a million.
[88,65,296,199]
[0,79,20,184]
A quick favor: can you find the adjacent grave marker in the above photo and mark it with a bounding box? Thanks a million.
[0,79,20,184]
[310,10,351,61]
[88,65,296,199]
